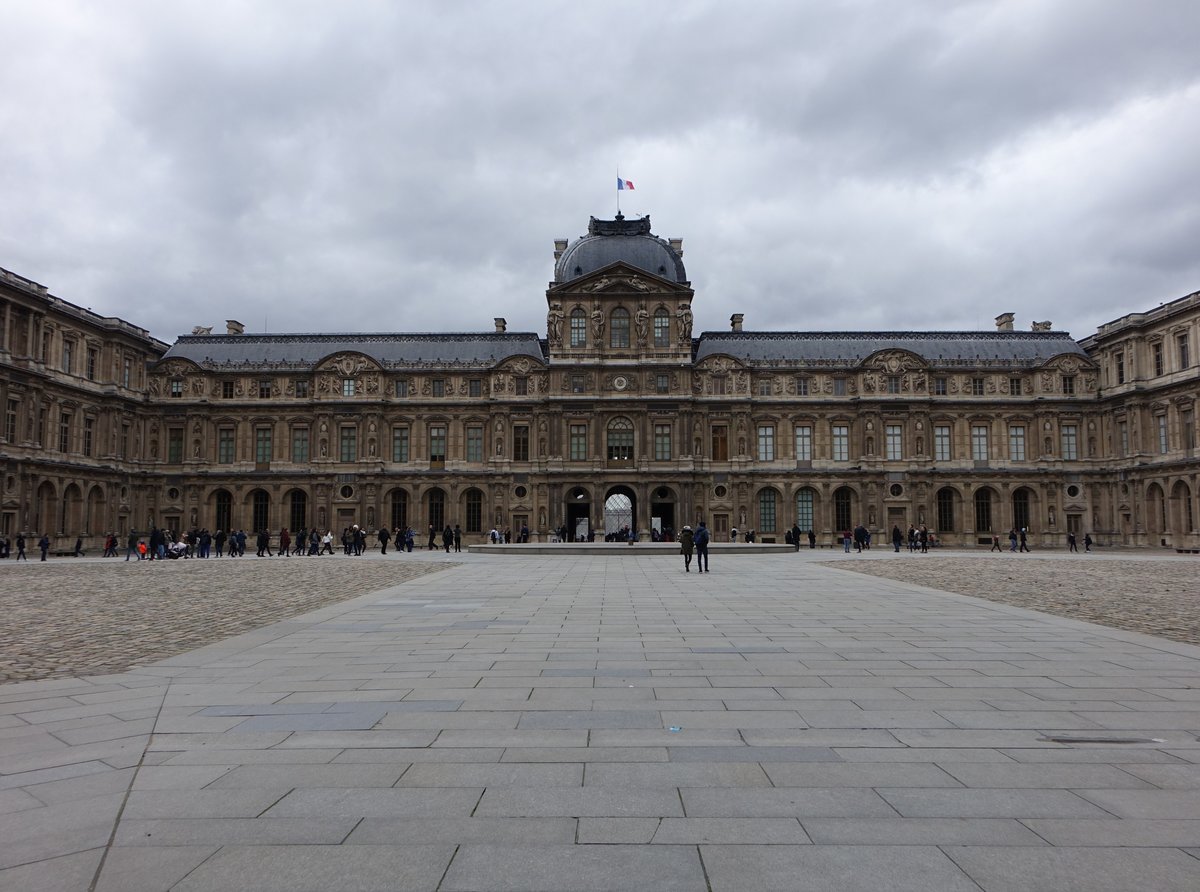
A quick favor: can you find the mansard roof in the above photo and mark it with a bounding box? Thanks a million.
[694,331,1089,368]
[159,332,546,370]
[554,214,687,285]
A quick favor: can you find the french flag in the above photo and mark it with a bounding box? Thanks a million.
[617,178,635,191]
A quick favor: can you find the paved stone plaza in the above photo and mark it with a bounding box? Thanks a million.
[3,550,1200,891]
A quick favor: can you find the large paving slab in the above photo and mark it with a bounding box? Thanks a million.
[2,548,1200,890]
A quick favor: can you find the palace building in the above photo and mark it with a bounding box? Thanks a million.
[1,213,1198,549]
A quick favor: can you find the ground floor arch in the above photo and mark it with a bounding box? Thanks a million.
[603,485,636,541]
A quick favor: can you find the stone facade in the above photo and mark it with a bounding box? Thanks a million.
[1,215,1198,550]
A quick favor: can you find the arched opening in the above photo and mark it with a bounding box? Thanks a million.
[464,488,483,533]
[1012,487,1034,533]
[650,485,676,538]
[757,488,779,534]
[287,490,307,532]
[795,487,818,538]
[1171,481,1194,534]
[390,488,409,532]
[610,307,630,348]
[833,486,854,533]
[565,485,591,541]
[607,417,634,467]
[653,308,670,347]
[569,307,587,348]
[85,486,105,536]
[974,487,994,532]
[427,487,445,532]
[250,489,270,533]
[936,486,958,533]
[60,483,82,535]
[1146,483,1166,535]
[213,489,232,533]
[603,486,636,541]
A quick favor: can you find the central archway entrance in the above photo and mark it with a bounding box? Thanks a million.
[603,485,636,541]
[650,485,676,540]
[565,486,591,542]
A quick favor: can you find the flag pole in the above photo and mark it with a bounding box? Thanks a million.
[616,167,621,216]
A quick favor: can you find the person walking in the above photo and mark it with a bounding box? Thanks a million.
[891,525,902,553]
[214,529,225,558]
[1067,531,1077,552]
[453,525,462,553]
[126,530,139,561]
[1008,528,1018,552]
[807,529,816,549]
[679,524,695,572]
[694,520,710,573]
[1084,533,1093,553]
[990,534,1002,552]
[1018,528,1030,553]
[791,523,802,552]
[16,533,27,561]
[442,525,453,553]
[38,533,50,561]
[378,526,390,555]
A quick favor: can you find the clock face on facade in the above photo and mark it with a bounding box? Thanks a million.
[613,375,629,391]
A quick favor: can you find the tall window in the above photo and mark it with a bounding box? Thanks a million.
[1013,489,1030,531]
[570,423,588,460]
[610,308,630,348]
[294,379,309,398]
[796,489,814,533]
[468,379,482,398]
[833,378,846,396]
[291,427,309,463]
[653,308,670,347]
[170,380,183,398]
[260,380,273,399]
[1008,425,1026,461]
[757,424,775,461]
[1116,353,1126,384]
[428,489,445,530]
[82,418,94,457]
[255,427,272,463]
[934,424,951,462]
[466,425,483,462]
[391,490,408,531]
[933,377,947,395]
[1178,333,1191,369]
[465,489,483,532]
[1061,375,1075,395]
[5,399,18,442]
[392,426,409,462]
[834,487,852,532]
[1158,415,1169,454]
[832,424,849,462]
[513,425,530,461]
[431,379,445,397]
[1118,420,1129,455]
[252,490,269,532]
[758,490,778,532]
[711,425,728,461]
[289,491,307,532]
[62,340,73,374]
[1182,410,1195,451]
[974,489,993,532]
[796,377,809,396]
[971,377,985,396]
[167,427,183,463]
[1061,424,1078,461]
[570,309,586,347]
[395,379,409,397]
[885,424,902,460]
[86,348,98,380]
[1153,342,1164,376]
[514,377,528,396]
[886,376,901,394]
[218,428,236,464]
[222,380,235,398]
[607,418,633,461]
[712,377,727,395]
[654,423,672,460]
[794,425,812,461]
[214,490,232,533]
[971,425,989,461]
[122,357,132,388]
[340,426,357,462]
[655,374,669,394]
[429,425,446,464]
[936,487,955,531]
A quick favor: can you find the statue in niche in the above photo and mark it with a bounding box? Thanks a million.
[634,306,649,345]
[676,304,693,340]
[546,303,564,346]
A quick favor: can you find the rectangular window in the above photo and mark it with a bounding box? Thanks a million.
[294,379,309,398]
[712,377,727,395]
[62,340,73,374]
[570,423,588,460]
[170,379,183,398]
[469,378,482,398]
[395,379,409,397]
[796,377,809,396]
[1062,375,1075,395]
[1118,420,1129,455]
[392,426,409,462]
[1061,424,1078,461]
[1158,415,1169,454]
[1008,425,1026,461]
[4,399,17,442]
[971,425,989,461]
[1116,353,1126,384]
[1178,333,1190,370]
[1182,410,1195,451]
[759,493,777,533]
[796,490,814,533]
[886,424,902,460]
[794,425,812,461]
[257,380,271,399]
[571,375,585,393]
[654,423,672,461]
[86,348,98,381]
[833,378,846,396]
[711,425,728,461]
[1153,342,1164,376]
[292,428,310,463]
[832,424,849,462]
[971,377,985,396]
[59,412,72,453]
[122,358,132,388]
[82,418,94,457]
[656,374,669,394]
[570,312,586,347]
[758,380,772,397]
[219,428,235,463]
[934,377,947,396]
[120,422,129,458]
[886,376,901,394]
[340,426,357,462]
[515,377,528,396]
[431,379,445,397]
[934,424,951,462]
[341,378,356,397]
[167,427,183,463]
[255,427,272,463]
[653,312,669,347]
[428,425,446,464]
[1009,377,1022,396]
[222,380,235,398]
[757,425,775,461]
[37,406,46,445]
[513,424,530,461]
[466,425,483,462]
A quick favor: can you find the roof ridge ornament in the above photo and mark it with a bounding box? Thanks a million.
[587,215,653,237]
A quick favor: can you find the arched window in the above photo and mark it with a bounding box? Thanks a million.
[607,418,634,463]
[391,489,408,531]
[1012,488,1030,532]
[214,490,232,533]
[974,488,993,532]
[428,488,445,531]
[653,308,670,347]
[610,308,630,348]
[936,487,956,532]
[796,488,815,533]
[834,486,853,532]
[758,489,778,532]
[570,308,586,347]
[465,489,483,533]
[289,490,307,531]
[252,490,270,532]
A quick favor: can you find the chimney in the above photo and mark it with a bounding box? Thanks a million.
[730,313,744,332]
[994,313,1014,332]
[226,320,244,335]
[669,238,683,257]
[494,317,507,333]
[553,239,568,261]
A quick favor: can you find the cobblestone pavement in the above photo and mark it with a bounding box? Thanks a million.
[0,557,453,683]
[832,552,1200,646]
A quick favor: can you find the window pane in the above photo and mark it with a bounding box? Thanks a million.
[392,427,409,462]
[610,308,630,348]
[466,426,483,462]
[654,423,672,460]
[1008,425,1025,461]
[886,424,902,460]
[429,426,446,462]
[570,424,587,460]
[832,425,849,461]
[796,490,813,532]
[513,425,529,461]
[758,490,777,532]
[794,425,812,461]
[971,425,989,461]
[1061,425,1077,460]
[757,425,775,461]
[653,310,670,347]
[570,309,586,347]
[934,424,951,461]
[291,428,309,463]
[255,427,272,463]
[340,427,357,462]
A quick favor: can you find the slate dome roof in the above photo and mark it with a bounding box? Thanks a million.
[554,214,687,285]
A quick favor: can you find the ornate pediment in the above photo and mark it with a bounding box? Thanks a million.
[861,349,927,374]
[316,352,380,376]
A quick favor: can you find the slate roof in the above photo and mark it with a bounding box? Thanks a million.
[694,331,1089,368]
[159,333,547,370]
[554,215,687,285]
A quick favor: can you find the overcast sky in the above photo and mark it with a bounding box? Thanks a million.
[1,1,1198,345]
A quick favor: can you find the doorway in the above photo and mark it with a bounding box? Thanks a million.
[565,486,590,541]
[604,486,636,540]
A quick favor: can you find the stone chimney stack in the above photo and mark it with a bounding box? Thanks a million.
[730,313,744,332]
[226,320,244,335]
[994,313,1015,332]
[553,239,567,261]
[494,317,507,333]
[669,238,683,257]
